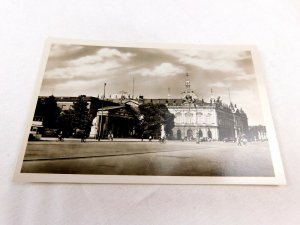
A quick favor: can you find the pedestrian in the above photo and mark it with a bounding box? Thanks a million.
[241,134,247,145]
[108,131,112,141]
[57,131,64,142]
[149,135,152,142]
[81,130,86,143]
[160,127,166,144]
[237,135,242,146]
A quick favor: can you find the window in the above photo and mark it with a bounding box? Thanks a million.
[206,113,211,124]
[185,112,193,124]
[196,112,203,124]
[175,112,182,124]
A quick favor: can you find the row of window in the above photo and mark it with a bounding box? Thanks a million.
[175,116,215,124]
[175,112,213,117]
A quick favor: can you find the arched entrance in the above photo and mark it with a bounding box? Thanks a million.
[207,129,212,139]
[187,129,193,140]
[169,130,173,139]
[177,129,182,140]
[197,129,203,138]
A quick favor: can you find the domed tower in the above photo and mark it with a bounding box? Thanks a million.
[181,73,198,103]
[185,80,191,92]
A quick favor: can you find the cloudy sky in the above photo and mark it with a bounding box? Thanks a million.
[41,44,264,125]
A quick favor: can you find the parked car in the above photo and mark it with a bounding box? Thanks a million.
[28,125,42,141]
[44,128,59,137]
[223,137,236,143]
[196,137,212,143]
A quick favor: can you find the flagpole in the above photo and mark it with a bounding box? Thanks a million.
[98,83,106,141]
[228,88,232,103]
[132,75,134,99]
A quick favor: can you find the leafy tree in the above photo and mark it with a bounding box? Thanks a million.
[58,95,92,136]
[72,95,92,132]
[138,103,175,137]
[34,98,45,116]
[57,109,74,137]
[42,95,61,128]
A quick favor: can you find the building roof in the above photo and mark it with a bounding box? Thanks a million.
[101,106,125,111]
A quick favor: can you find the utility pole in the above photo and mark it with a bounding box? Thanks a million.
[132,75,134,99]
[228,88,237,139]
[98,83,106,141]
[228,88,232,103]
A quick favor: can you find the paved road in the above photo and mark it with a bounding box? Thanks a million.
[21,139,274,177]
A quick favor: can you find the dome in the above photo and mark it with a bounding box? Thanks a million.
[181,91,198,103]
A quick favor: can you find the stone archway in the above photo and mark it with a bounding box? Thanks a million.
[207,129,212,139]
[197,129,203,138]
[177,129,182,140]
[169,130,173,139]
[187,129,193,140]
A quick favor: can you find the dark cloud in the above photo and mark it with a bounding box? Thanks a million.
[46,45,101,70]
[235,52,255,75]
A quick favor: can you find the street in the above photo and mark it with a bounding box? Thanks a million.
[21,139,274,177]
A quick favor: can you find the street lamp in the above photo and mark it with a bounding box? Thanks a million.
[98,83,106,141]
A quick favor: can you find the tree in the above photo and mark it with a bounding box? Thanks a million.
[138,103,175,137]
[58,95,92,136]
[42,95,61,128]
[57,109,74,137]
[34,98,45,116]
[72,95,92,132]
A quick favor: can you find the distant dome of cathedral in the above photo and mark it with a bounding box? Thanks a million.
[181,73,198,103]
[181,91,198,102]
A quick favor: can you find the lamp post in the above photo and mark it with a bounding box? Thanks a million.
[233,112,237,140]
[98,83,106,141]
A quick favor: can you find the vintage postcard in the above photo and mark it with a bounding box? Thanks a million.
[14,38,286,185]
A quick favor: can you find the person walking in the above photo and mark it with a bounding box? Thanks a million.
[237,134,242,146]
[57,131,64,142]
[81,130,86,143]
[160,124,166,144]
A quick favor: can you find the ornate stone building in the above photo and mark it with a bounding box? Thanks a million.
[40,74,249,140]
[89,100,139,138]
[248,125,267,141]
[163,74,249,141]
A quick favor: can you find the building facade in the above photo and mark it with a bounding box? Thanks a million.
[248,125,267,141]
[36,75,250,141]
[147,75,249,141]
[90,101,140,138]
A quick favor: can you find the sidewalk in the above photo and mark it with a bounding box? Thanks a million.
[39,137,162,142]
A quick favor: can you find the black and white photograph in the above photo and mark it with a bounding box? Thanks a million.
[14,39,285,184]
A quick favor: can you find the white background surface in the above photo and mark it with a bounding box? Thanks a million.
[1,0,300,224]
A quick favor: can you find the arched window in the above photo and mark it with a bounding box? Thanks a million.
[185,112,193,124]
[175,112,182,124]
[196,112,203,124]
[206,113,212,124]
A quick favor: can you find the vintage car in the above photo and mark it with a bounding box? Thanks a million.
[223,137,236,143]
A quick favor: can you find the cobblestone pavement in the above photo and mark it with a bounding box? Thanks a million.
[21,139,274,177]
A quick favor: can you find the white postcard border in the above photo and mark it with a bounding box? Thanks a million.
[13,38,286,185]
